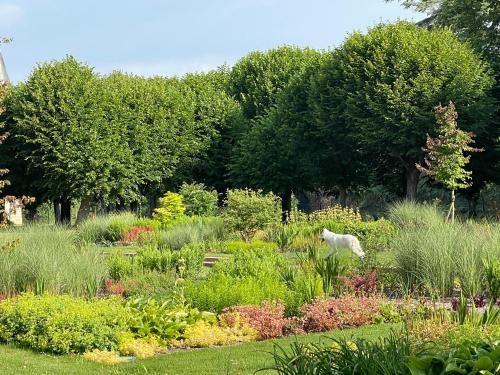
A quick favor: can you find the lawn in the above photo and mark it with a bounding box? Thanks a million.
[0,324,396,375]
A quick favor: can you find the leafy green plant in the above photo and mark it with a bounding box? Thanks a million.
[179,182,218,216]
[217,240,278,254]
[484,258,500,302]
[76,212,137,244]
[416,102,482,223]
[263,330,411,375]
[0,294,131,354]
[407,341,500,375]
[124,297,214,342]
[153,192,186,225]
[222,189,281,242]
[274,224,299,252]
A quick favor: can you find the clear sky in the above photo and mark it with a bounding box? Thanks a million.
[0,0,423,83]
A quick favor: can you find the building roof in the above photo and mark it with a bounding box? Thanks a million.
[0,50,10,84]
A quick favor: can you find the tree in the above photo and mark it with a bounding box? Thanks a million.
[0,81,10,225]
[417,102,482,222]
[390,0,500,212]
[179,68,244,194]
[324,21,494,200]
[228,46,320,121]
[3,57,137,224]
[228,47,322,219]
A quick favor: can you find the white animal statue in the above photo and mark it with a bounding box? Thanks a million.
[320,228,365,259]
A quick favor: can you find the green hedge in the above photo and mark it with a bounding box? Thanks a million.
[0,294,131,354]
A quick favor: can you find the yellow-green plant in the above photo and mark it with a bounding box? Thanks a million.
[153,192,186,225]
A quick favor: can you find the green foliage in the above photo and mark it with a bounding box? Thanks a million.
[484,258,500,302]
[76,212,137,244]
[179,182,218,216]
[153,192,186,225]
[389,202,500,297]
[185,274,294,314]
[266,330,411,375]
[228,46,321,120]
[124,297,215,342]
[151,216,225,250]
[0,225,107,297]
[217,240,278,254]
[407,341,500,375]
[315,21,494,198]
[222,189,281,241]
[3,57,137,207]
[212,248,285,279]
[417,102,483,222]
[0,294,131,354]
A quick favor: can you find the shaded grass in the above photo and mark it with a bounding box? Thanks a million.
[0,324,396,375]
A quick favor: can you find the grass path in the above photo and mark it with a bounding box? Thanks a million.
[0,324,397,375]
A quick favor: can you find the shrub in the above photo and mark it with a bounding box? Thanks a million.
[153,192,186,225]
[179,182,218,217]
[212,248,285,279]
[0,294,131,354]
[119,226,154,244]
[300,296,381,332]
[117,332,164,358]
[124,297,214,342]
[0,225,107,297]
[342,270,379,296]
[173,318,256,348]
[222,189,281,242]
[185,274,294,314]
[121,270,177,300]
[221,301,287,340]
[217,240,278,254]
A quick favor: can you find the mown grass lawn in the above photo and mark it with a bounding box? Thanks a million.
[0,324,397,375]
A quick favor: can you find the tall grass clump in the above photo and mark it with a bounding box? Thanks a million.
[153,216,226,250]
[0,224,107,297]
[76,212,137,244]
[389,202,500,298]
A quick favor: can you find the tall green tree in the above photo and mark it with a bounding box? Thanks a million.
[390,0,500,213]
[179,68,244,194]
[323,21,494,200]
[229,57,324,219]
[3,57,137,223]
[228,46,320,121]
[417,102,482,222]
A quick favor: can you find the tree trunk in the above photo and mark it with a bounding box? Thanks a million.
[446,189,456,223]
[60,198,71,225]
[53,200,61,224]
[405,164,420,201]
[338,188,347,207]
[467,193,479,219]
[76,196,93,225]
[281,190,292,223]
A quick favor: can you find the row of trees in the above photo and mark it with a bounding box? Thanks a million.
[1,18,498,222]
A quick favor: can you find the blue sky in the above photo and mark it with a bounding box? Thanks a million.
[0,0,423,83]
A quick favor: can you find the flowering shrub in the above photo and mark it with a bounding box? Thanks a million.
[119,226,153,244]
[221,301,287,340]
[342,270,378,295]
[300,296,381,332]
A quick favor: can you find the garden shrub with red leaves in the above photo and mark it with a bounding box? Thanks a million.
[300,296,381,332]
[221,301,288,340]
[119,226,153,244]
[104,279,125,296]
[342,270,378,296]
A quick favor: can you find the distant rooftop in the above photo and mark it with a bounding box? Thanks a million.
[0,50,10,83]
